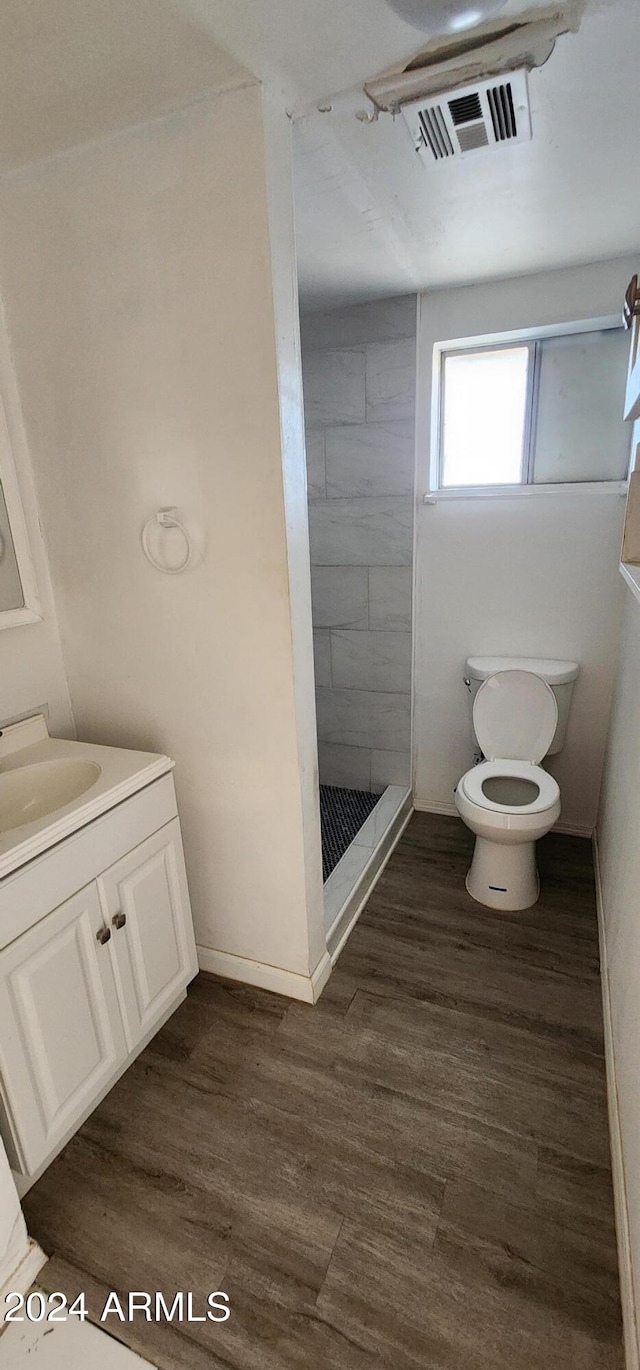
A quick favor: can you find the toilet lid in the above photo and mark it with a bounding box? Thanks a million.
[472,670,558,763]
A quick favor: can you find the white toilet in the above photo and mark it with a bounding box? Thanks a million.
[455,657,579,911]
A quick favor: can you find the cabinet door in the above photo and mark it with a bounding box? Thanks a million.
[0,884,126,1176]
[98,820,198,1051]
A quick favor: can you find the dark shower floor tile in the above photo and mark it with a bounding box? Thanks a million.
[320,784,380,881]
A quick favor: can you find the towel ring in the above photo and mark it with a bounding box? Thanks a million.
[141,508,193,575]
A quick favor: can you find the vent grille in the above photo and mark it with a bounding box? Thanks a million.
[457,123,489,151]
[401,69,531,165]
[487,83,517,140]
[418,107,454,160]
[448,92,483,126]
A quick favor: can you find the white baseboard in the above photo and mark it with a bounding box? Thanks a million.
[197,945,331,1004]
[413,796,458,817]
[311,950,332,1001]
[413,796,592,839]
[593,830,639,1370]
[554,820,594,838]
[0,1240,47,1320]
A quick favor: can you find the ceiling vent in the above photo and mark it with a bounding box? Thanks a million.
[402,69,531,162]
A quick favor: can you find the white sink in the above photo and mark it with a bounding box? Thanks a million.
[0,758,101,833]
[0,715,173,877]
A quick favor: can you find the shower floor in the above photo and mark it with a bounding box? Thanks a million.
[319,784,380,881]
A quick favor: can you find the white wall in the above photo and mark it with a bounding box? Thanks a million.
[0,309,73,738]
[596,397,640,1368]
[414,256,635,836]
[0,88,325,989]
[597,582,640,1367]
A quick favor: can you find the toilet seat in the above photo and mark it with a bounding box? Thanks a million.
[473,670,558,763]
[458,759,560,815]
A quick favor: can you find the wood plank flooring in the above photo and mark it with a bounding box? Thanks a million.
[23,813,623,1369]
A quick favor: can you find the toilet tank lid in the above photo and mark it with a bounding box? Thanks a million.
[466,656,579,686]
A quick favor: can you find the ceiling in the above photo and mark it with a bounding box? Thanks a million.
[0,0,637,309]
[291,0,640,308]
[177,0,562,113]
[174,0,640,308]
[0,0,484,170]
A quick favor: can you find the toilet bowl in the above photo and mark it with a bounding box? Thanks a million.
[455,670,562,911]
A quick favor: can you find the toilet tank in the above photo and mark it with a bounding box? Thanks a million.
[465,656,579,756]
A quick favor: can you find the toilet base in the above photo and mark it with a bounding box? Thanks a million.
[466,835,540,911]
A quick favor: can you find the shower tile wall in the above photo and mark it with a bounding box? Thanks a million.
[301,296,416,793]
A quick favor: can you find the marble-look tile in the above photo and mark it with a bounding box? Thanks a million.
[300,296,416,350]
[324,842,374,932]
[371,747,411,790]
[313,629,332,687]
[310,565,369,628]
[303,347,365,426]
[317,741,371,790]
[369,566,412,630]
[316,686,411,752]
[353,787,407,850]
[309,497,413,566]
[305,427,325,500]
[331,629,412,693]
[365,338,416,422]
[325,420,414,498]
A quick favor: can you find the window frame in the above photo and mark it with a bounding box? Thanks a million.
[430,314,630,500]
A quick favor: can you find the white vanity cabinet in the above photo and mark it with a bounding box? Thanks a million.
[0,883,127,1180]
[0,775,197,1193]
[98,820,195,1051]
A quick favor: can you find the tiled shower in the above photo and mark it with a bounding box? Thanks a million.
[301,295,416,796]
[301,296,416,905]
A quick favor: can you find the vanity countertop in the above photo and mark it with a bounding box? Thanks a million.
[0,716,173,879]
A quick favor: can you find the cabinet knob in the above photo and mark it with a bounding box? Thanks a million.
[96,926,111,945]
[112,912,127,931]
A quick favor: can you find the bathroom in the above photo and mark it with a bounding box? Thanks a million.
[0,1,637,1368]
[299,264,628,929]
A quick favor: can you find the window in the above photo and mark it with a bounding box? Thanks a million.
[437,325,630,490]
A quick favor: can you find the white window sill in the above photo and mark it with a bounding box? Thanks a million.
[423,482,628,504]
[620,562,640,607]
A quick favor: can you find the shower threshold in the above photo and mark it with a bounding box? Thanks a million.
[321,784,412,960]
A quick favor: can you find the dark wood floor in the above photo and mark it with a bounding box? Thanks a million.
[24,814,623,1369]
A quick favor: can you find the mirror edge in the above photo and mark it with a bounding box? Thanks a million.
[0,385,42,630]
